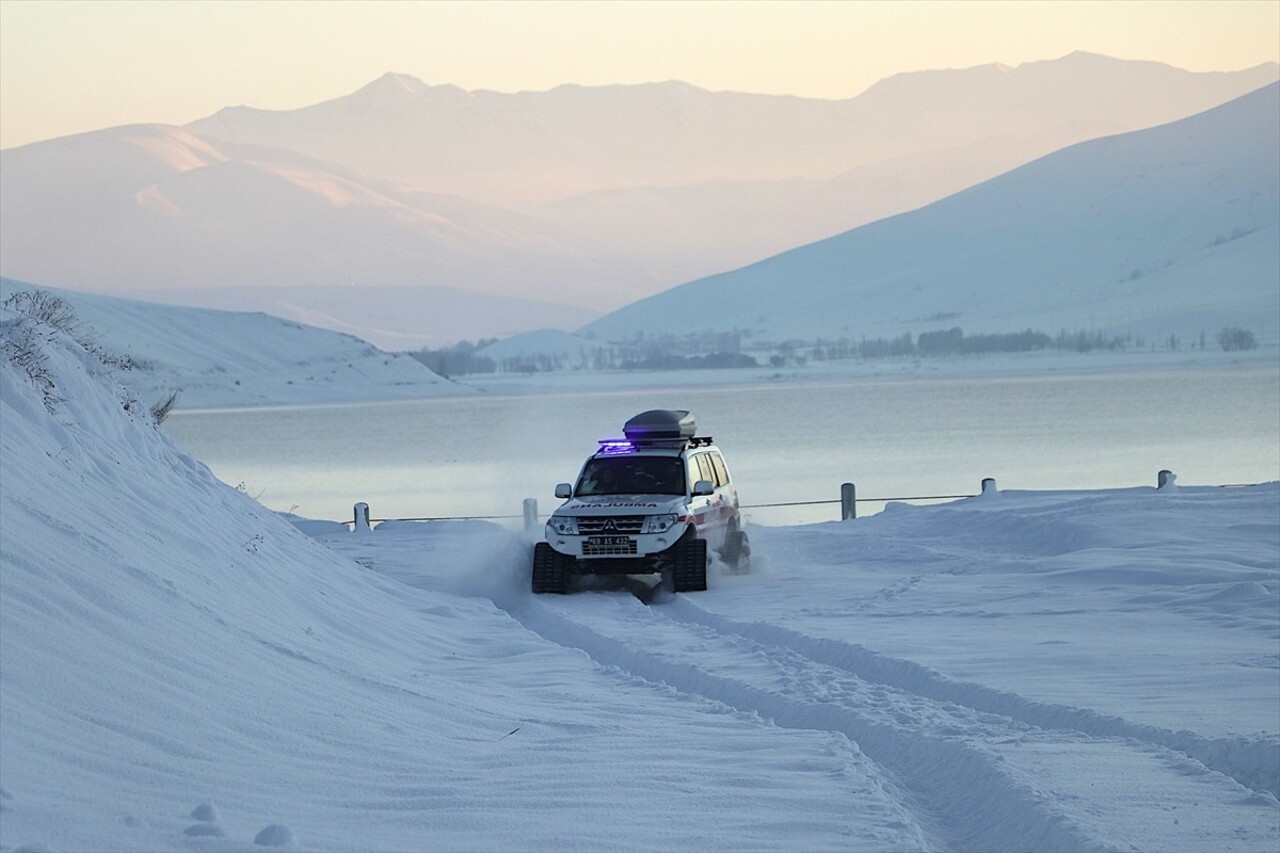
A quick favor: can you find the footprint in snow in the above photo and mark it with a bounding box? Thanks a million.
[254,824,297,847]
[185,801,227,837]
[190,802,220,822]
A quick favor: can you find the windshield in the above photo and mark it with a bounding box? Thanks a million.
[576,456,687,497]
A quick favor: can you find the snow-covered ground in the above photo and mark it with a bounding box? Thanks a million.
[2,300,1278,851]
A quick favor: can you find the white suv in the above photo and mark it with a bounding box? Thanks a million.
[533,410,748,594]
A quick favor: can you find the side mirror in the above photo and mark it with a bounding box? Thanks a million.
[692,479,715,497]
[554,483,573,499]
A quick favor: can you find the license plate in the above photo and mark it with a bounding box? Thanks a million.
[587,536,632,547]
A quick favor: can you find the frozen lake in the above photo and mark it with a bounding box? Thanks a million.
[163,364,1280,524]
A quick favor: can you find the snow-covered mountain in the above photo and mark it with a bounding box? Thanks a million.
[1,56,1274,346]
[0,279,465,408]
[527,128,1092,294]
[189,54,1278,206]
[185,53,1279,298]
[0,125,620,330]
[2,270,1276,852]
[582,83,1280,345]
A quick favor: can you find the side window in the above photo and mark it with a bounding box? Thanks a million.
[696,454,715,486]
[710,452,729,486]
[687,457,703,490]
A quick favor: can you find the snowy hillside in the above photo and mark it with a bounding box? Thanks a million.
[527,127,1098,295]
[2,260,1277,851]
[477,329,615,369]
[583,83,1280,345]
[2,56,1275,346]
[0,280,465,409]
[122,283,603,353]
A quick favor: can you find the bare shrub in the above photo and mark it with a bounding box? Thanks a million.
[3,289,136,370]
[3,288,141,415]
[3,290,79,332]
[150,390,181,424]
[2,317,62,413]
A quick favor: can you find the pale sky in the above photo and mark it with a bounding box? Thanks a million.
[1,0,1277,150]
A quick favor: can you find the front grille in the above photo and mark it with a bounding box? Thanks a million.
[583,540,639,556]
[577,515,646,534]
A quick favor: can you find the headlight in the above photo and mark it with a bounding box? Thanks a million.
[548,516,578,535]
[642,514,679,534]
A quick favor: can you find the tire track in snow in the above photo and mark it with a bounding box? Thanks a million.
[503,593,1109,853]
[661,596,1280,801]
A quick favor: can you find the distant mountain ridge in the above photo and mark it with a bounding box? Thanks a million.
[2,54,1275,348]
[188,53,1278,205]
[580,83,1280,347]
[0,125,617,345]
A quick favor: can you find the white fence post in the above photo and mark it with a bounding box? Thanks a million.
[353,502,371,533]
[523,498,539,532]
[841,482,857,520]
[981,477,997,495]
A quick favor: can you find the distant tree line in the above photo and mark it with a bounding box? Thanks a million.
[407,339,498,377]
[1051,329,1129,353]
[917,327,1054,356]
[619,351,758,371]
[410,323,1263,377]
[409,339,618,375]
[780,324,1262,364]
[801,327,1064,362]
[1217,327,1259,351]
[494,353,571,374]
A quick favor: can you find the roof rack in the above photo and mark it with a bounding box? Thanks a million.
[597,435,714,453]
[594,410,714,454]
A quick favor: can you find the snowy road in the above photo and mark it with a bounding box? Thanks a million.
[508,591,1265,851]
[519,591,1100,851]
[316,486,1280,852]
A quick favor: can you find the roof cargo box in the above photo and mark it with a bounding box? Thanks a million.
[624,409,696,441]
